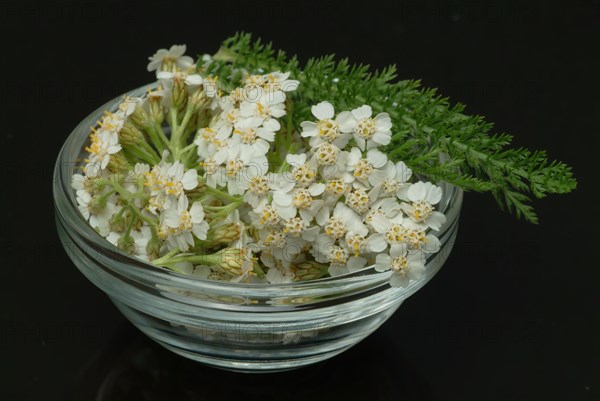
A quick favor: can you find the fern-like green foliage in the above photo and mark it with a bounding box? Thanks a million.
[201,33,576,223]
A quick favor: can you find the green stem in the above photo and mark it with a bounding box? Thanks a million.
[143,125,166,154]
[128,204,158,226]
[169,107,179,147]
[138,140,161,163]
[153,124,171,152]
[176,106,194,147]
[124,145,158,165]
[203,186,241,202]
[124,210,135,236]
[154,252,218,267]
[174,142,197,163]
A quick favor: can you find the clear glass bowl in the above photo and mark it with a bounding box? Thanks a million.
[53,85,463,372]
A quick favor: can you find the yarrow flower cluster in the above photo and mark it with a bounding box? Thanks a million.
[71,44,447,287]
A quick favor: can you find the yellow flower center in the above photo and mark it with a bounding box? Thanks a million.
[317,119,340,142]
[355,118,375,139]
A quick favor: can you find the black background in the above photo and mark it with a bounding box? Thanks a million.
[1,1,599,400]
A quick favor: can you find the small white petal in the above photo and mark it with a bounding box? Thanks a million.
[308,182,326,196]
[370,214,390,233]
[407,182,427,202]
[426,211,446,231]
[273,192,292,207]
[375,254,392,272]
[366,149,388,168]
[351,105,372,120]
[181,169,198,190]
[336,111,355,132]
[312,101,335,120]
[390,273,409,288]
[347,256,367,272]
[366,234,387,252]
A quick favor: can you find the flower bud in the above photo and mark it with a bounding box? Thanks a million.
[117,234,137,255]
[172,75,187,110]
[118,121,145,146]
[207,223,242,244]
[146,237,162,260]
[292,261,328,281]
[212,247,257,277]
[189,88,208,112]
[129,104,149,128]
[109,213,126,232]
[107,151,129,173]
[148,97,165,125]
[88,196,107,215]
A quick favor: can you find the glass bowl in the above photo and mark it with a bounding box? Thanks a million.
[54,85,463,372]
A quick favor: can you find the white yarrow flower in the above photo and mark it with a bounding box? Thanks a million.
[147,45,194,74]
[375,249,426,288]
[337,105,393,151]
[399,181,447,231]
[300,101,352,148]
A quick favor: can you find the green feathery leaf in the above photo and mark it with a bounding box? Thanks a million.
[200,32,577,223]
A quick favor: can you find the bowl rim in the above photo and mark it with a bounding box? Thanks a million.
[54,83,463,292]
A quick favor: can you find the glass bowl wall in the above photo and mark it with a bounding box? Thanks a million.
[54,85,463,372]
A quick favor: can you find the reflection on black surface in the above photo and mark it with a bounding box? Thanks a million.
[72,324,428,401]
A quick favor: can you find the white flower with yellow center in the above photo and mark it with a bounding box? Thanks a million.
[231,117,280,158]
[272,182,325,222]
[399,181,446,231]
[198,157,226,189]
[147,45,194,74]
[401,220,442,254]
[259,228,288,249]
[346,147,388,187]
[85,129,121,170]
[327,245,349,267]
[312,234,367,276]
[286,153,318,187]
[156,70,203,91]
[249,204,281,228]
[375,249,426,288]
[344,186,380,214]
[210,136,269,195]
[263,71,300,96]
[98,110,128,134]
[243,72,297,105]
[211,101,242,139]
[313,144,350,183]
[322,202,368,239]
[313,142,340,166]
[158,196,208,251]
[344,231,387,257]
[370,161,413,198]
[370,212,408,255]
[194,127,222,159]
[145,159,198,206]
[118,96,143,117]
[258,227,313,268]
[324,178,351,199]
[239,95,286,121]
[300,101,352,148]
[242,170,275,209]
[338,105,393,151]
